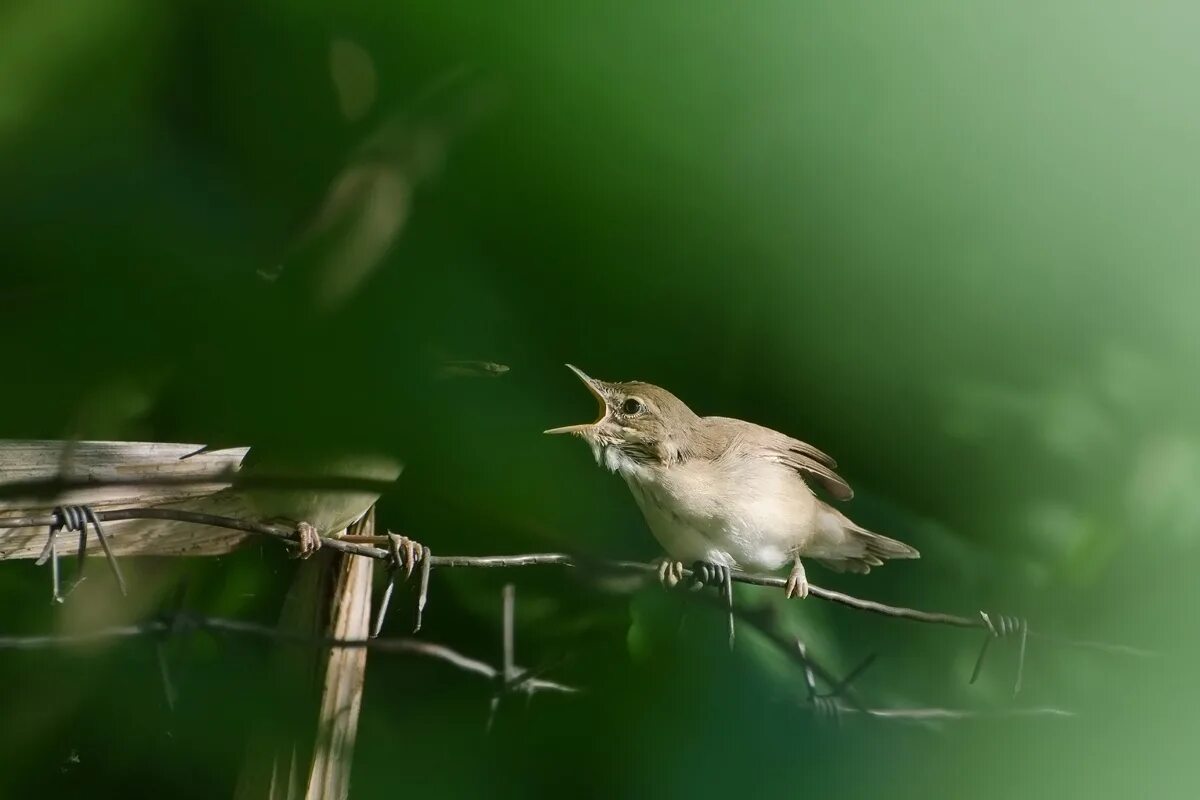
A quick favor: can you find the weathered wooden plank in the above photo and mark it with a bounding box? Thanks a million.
[0,440,252,559]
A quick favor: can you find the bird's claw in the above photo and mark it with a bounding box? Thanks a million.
[785,560,809,600]
[292,521,322,559]
[655,558,686,589]
[386,532,424,578]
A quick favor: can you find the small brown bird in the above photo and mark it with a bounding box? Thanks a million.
[546,365,918,598]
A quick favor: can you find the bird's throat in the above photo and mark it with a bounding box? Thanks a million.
[592,440,662,485]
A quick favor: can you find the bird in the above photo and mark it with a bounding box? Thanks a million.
[545,365,918,599]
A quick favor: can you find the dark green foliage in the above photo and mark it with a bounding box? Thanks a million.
[1,2,1198,797]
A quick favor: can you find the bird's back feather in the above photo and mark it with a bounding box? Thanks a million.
[697,417,853,500]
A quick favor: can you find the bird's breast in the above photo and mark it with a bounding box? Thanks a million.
[619,457,818,570]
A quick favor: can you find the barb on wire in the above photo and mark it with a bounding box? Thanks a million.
[796,640,841,721]
[79,506,127,596]
[488,584,515,732]
[484,584,569,731]
[792,638,1069,723]
[372,533,428,637]
[830,652,877,699]
[31,506,127,601]
[971,611,1030,697]
[795,640,879,723]
[416,544,432,632]
[33,516,62,603]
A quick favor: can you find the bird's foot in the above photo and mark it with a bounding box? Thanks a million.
[292,521,322,559]
[785,559,809,600]
[655,557,686,589]
[385,532,425,578]
[690,560,734,599]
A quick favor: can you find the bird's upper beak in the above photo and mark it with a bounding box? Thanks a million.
[544,364,609,435]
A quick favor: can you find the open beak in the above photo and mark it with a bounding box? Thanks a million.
[544,364,609,435]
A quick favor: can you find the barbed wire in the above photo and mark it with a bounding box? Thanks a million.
[0,607,1073,724]
[0,504,1156,699]
[0,586,578,723]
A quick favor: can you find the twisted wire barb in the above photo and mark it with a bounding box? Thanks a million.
[970,611,1031,696]
[31,506,127,601]
[795,640,880,723]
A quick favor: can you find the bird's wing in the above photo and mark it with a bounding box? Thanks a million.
[0,440,255,559]
[705,418,853,501]
[704,417,837,467]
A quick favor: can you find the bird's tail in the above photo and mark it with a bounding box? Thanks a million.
[811,503,919,575]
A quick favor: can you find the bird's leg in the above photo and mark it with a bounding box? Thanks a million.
[655,557,686,589]
[785,557,809,599]
[292,521,322,559]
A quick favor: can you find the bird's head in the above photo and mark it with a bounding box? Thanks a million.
[544,364,698,471]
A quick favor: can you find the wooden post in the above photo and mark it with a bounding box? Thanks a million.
[234,508,376,800]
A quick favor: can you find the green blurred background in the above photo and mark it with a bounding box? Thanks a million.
[2,1,1198,797]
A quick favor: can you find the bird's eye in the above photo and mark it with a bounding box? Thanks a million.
[621,398,644,415]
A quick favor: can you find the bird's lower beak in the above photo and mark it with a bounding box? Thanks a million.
[544,364,609,435]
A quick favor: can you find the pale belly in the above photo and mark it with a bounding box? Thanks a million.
[620,458,820,571]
